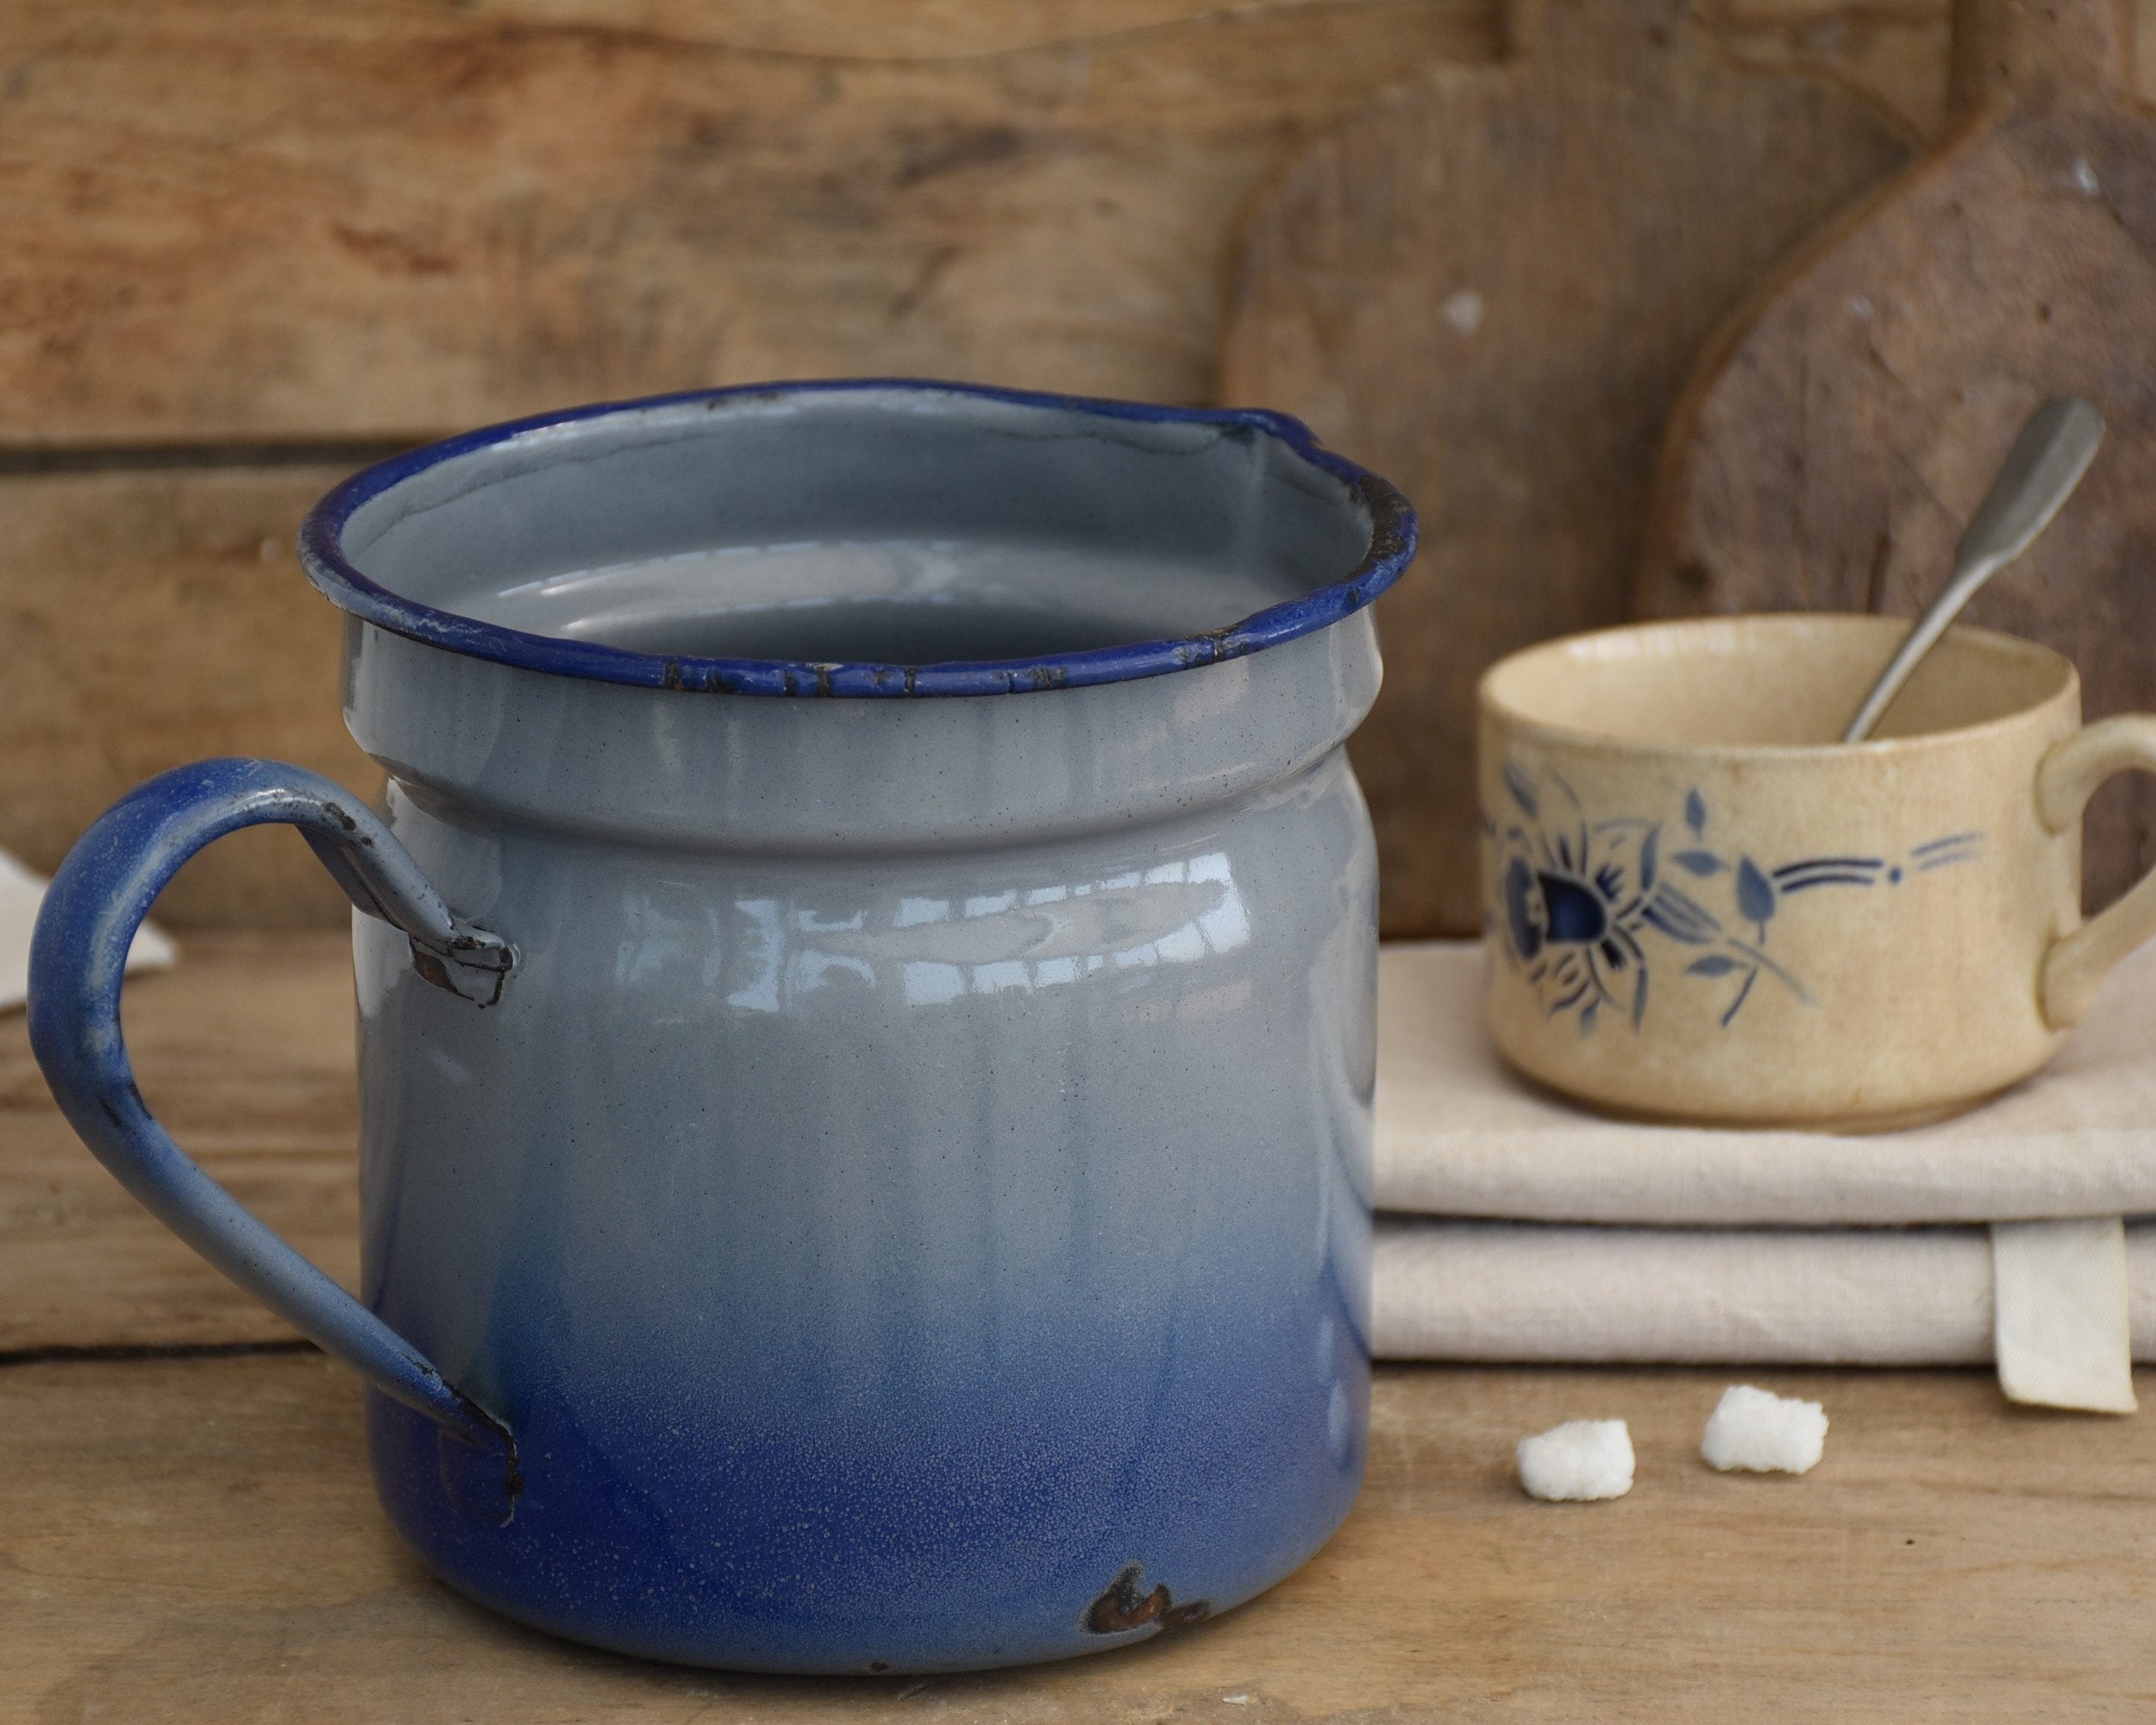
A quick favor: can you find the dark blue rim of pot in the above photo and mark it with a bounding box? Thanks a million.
[298,377,1418,699]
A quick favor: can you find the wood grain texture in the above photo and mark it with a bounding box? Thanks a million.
[1717,1,2156,140]
[3,1352,2153,1718]
[0,934,359,1350]
[1635,0,2156,919]
[0,467,379,925]
[0,0,1504,445]
[1220,0,1915,937]
[1719,0,1956,136]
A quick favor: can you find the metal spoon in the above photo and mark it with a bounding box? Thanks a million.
[1841,396,2106,743]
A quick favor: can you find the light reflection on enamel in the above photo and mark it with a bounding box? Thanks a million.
[702,851,1252,1013]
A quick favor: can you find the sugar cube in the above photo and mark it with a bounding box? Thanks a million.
[1516,1418,1634,1501]
[1701,1384,1827,1474]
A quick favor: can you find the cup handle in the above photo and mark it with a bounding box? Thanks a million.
[2036,717,2156,1028]
[27,758,518,1488]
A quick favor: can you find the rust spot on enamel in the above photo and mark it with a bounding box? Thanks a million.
[1082,1563,1213,1635]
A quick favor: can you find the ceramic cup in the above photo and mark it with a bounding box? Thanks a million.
[1478,613,2156,1129]
[28,382,1415,1673]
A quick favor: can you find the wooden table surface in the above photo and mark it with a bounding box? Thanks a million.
[5,935,2153,1720]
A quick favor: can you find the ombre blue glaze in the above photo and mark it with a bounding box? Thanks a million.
[32,382,1408,1672]
[349,748,1376,1670]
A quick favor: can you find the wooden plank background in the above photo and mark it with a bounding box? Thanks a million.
[0,0,2101,933]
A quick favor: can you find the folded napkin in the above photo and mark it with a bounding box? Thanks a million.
[1375,1219,2148,1396]
[0,847,173,1013]
[1372,941,2156,1410]
[1377,940,2156,1226]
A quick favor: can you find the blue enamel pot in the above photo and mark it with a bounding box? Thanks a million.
[28,380,1415,1673]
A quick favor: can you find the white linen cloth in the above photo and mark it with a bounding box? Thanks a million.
[1372,941,2156,1407]
[1375,1217,2152,1373]
[1377,940,2156,1226]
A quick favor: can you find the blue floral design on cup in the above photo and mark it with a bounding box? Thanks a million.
[1489,764,1983,1032]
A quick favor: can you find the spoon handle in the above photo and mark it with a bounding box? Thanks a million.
[1842,397,2105,743]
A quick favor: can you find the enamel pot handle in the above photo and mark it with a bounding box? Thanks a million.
[2037,717,2156,1028]
[27,759,517,1483]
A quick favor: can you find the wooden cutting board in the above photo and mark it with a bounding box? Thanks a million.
[1637,0,2156,913]
[1220,0,1913,938]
